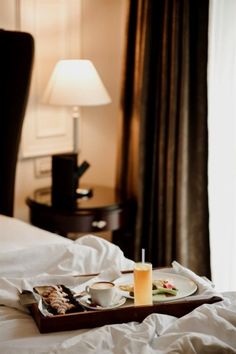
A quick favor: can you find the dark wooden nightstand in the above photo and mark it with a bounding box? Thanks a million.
[26,185,136,259]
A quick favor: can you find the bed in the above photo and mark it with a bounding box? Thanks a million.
[0,29,236,354]
[0,214,236,354]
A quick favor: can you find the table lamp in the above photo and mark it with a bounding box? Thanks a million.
[42,59,111,202]
[42,59,111,151]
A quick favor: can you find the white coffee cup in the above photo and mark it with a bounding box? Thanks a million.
[85,281,116,307]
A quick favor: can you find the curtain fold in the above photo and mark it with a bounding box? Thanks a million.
[117,0,211,278]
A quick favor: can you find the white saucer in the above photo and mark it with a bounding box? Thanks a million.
[78,294,126,310]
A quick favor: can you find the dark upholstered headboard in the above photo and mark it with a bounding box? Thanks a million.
[0,29,34,216]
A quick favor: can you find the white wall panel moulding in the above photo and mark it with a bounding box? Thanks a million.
[19,0,81,158]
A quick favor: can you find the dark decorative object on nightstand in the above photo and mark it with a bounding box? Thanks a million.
[51,153,90,208]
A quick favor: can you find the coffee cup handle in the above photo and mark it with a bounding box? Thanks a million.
[85,285,90,294]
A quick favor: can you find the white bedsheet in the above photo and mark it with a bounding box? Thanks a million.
[0,215,236,354]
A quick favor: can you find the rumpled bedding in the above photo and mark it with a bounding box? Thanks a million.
[0,215,236,354]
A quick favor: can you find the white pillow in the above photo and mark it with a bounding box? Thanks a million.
[0,214,71,252]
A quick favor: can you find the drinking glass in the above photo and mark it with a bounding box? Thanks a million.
[134,262,153,305]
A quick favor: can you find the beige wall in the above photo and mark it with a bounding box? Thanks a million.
[79,0,127,187]
[0,0,127,222]
[0,1,15,29]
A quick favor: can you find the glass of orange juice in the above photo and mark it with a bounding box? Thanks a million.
[134,262,153,306]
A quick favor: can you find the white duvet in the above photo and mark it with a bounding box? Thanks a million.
[0,215,236,354]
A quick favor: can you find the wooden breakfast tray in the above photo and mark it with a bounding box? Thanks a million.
[30,295,222,333]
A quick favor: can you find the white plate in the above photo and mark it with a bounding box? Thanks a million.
[115,270,197,302]
[78,294,126,311]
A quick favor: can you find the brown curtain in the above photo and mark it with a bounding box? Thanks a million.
[117,0,211,278]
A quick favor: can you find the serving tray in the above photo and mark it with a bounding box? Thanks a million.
[30,295,222,333]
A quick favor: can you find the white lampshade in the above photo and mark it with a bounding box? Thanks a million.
[42,59,111,106]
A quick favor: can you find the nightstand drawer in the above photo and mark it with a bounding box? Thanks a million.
[29,207,123,234]
[75,209,123,232]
